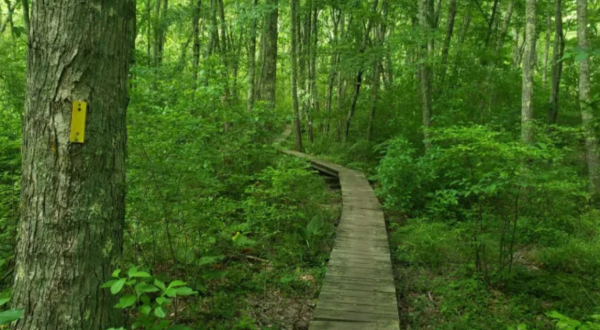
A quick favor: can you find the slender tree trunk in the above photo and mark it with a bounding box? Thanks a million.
[497,1,514,51]
[247,0,258,112]
[419,0,434,148]
[577,0,600,199]
[548,0,564,125]
[21,0,30,37]
[542,15,551,87]
[0,0,15,35]
[325,8,341,135]
[192,0,202,84]
[434,0,444,28]
[440,0,456,85]
[308,3,318,142]
[217,0,231,104]
[458,11,471,44]
[485,0,499,46]
[344,0,378,142]
[291,0,303,151]
[260,0,279,109]
[12,1,135,329]
[154,0,163,66]
[367,61,381,141]
[521,0,536,144]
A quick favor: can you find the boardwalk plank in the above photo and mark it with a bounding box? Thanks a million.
[281,147,399,330]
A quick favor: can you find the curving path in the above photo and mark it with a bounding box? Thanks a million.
[279,141,400,330]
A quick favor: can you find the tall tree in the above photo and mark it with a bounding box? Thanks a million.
[192,0,202,84]
[521,0,536,144]
[547,0,564,125]
[259,0,279,108]
[440,0,457,85]
[497,1,515,51]
[290,0,303,151]
[577,0,600,199]
[542,15,551,87]
[344,0,378,142]
[11,0,135,329]
[419,0,434,148]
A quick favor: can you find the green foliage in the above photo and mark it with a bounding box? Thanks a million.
[102,266,196,330]
[0,269,23,327]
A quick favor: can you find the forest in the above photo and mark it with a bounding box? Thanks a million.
[1,0,600,329]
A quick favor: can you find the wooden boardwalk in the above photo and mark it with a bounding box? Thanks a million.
[280,149,400,330]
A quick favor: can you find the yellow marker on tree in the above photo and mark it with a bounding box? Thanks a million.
[70,101,87,143]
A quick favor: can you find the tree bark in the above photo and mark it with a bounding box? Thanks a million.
[290,0,303,151]
[419,0,434,148]
[259,0,279,109]
[547,0,564,125]
[577,0,600,199]
[521,0,536,144]
[11,1,135,329]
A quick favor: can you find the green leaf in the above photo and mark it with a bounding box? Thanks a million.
[575,52,590,63]
[0,298,10,307]
[127,266,138,278]
[154,306,167,318]
[135,283,160,295]
[139,305,152,315]
[0,309,24,325]
[154,279,166,291]
[111,278,127,295]
[165,288,177,297]
[130,271,151,278]
[115,295,137,309]
[167,280,187,288]
[112,269,121,278]
[101,280,118,289]
[174,287,196,296]
[167,325,192,330]
[156,297,172,306]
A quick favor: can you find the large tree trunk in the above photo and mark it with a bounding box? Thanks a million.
[419,0,434,149]
[521,0,536,144]
[577,0,600,199]
[547,0,564,125]
[11,1,135,329]
[247,0,258,111]
[259,0,279,109]
[290,0,303,151]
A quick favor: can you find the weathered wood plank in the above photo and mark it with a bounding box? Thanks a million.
[310,320,400,330]
[313,308,398,323]
[280,147,399,330]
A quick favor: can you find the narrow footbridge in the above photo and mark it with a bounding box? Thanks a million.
[280,147,400,330]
